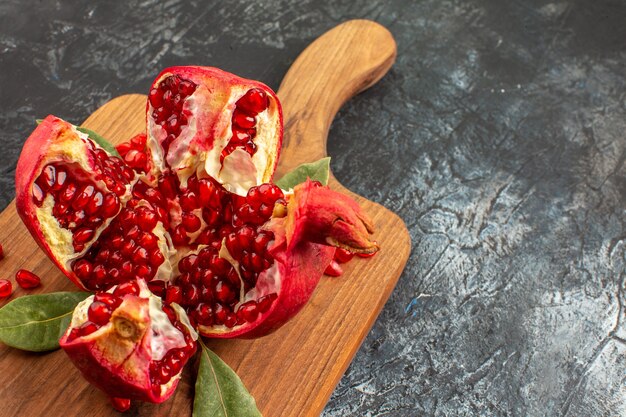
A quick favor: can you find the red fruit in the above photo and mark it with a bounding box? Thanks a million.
[146,67,282,196]
[16,67,378,346]
[0,243,4,260]
[15,269,41,289]
[324,260,343,277]
[0,279,12,298]
[60,280,197,406]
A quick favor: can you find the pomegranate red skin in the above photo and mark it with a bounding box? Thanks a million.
[15,116,93,290]
[147,66,283,184]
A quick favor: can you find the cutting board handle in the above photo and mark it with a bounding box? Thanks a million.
[276,20,397,176]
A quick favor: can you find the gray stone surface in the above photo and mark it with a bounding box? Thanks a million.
[1,0,625,416]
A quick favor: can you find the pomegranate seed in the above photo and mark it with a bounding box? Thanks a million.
[237,88,269,115]
[101,193,120,217]
[73,259,93,278]
[72,184,95,210]
[158,174,179,200]
[166,349,186,373]
[179,255,197,274]
[232,109,256,129]
[172,225,189,246]
[121,240,136,256]
[60,183,78,203]
[165,286,183,305]
[0,244,4,260]
[93,264,107,281]
[95,292,122,309]
[324,260,343,277]
[132,247,149,264]
[257,293,277,313]
[149,87,163,108]
[32,183,45,206]
[78,321,99,336]
[147,280,166,297]
[334,248,354,264]
[179,80,196,96]
[181,212,201,232]
[0,279,12,298]
[53,169,67,191]
[150,249,165,267]
[237,301,259,323]
[74,228,95,244]
[214,281,235,303]
[110,397,131,413]
[184,285,200,305]
[195,303,213,325]
[87,191,104,215]
[40,165,56,190]
[179,191,198,211]
[136,264,153,279]
[88,301,112,325]
[131,134,147,149]
[162,304,177,323]
[121,261,134,279]
[139,232,158,249]
[114,281,140,297]
[155,362,172,384]
[15,269,41,289]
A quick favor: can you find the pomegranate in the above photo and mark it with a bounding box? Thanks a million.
[15,269,41,289]
[60,279,197,405]
[16,66,378,341]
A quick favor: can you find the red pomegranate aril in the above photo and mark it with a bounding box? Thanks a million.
[172,225,189,246]
[334,248,354,263]
[74,228,95,244]
[93,264,107,281]
[121,240,136,256]
[232,109,256,129]
[136,264,153,279]
[78,321,99,337]
[257,293,277,313]
[165,286,183,305]
[110,397,131,413]
[139,233,158,249]
[73,259,93,278]
[184,285,200,306]
[237,88,269,115]
[72,185,95,210]
[15,269,41,290]
[121,261,134,278]
[150,249,165,267]
[40,165,56,190]
[181,212,201,233]
[52,170,67,191]
[132,247,149,264]
[95,292,122,309]
[179,191,198,211]
[324,260,343,277]
[147,280,165,297]
[60,183,78,203]
[86,192,104,215]
[0,279,12,298]
[101,193,120,217]
[0,243,3,260]
[237,301,259,323]
[214,281,235,303]
[179,254,197,274]
[154,363,172,385]
[88,301,112,325]
[32,183,45,206]
[158,174,179,200]
[113,281,140,297]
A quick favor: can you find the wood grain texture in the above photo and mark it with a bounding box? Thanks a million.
[0,20,409,417]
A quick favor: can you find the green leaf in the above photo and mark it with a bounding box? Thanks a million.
[275,157,331,190]
[0,292,91,352]
[76,126,120,157]
[193,339,262,417]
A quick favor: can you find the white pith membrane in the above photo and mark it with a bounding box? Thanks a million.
[34,125,135,269]
[146,75,280,196]
[68,280,198,393]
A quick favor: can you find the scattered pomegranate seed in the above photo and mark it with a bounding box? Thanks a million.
[110,397,131,412]
[0,243,4,260]
[15,269,41,289]
[0,279,12,298]
[324,260,343,277]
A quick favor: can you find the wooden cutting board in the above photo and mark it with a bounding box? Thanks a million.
[0,20,409,417]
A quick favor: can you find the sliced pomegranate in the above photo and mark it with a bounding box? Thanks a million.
[60,279,197,405]
[15,116,137,290]
[146,66,282,196]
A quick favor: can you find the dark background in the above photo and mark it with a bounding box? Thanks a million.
[1,1,625,416]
